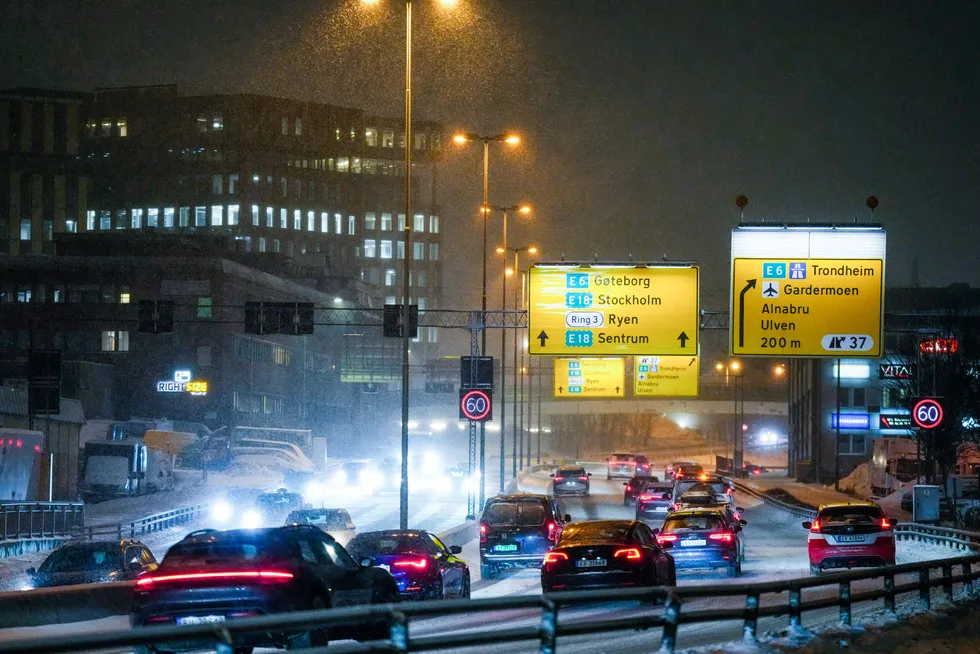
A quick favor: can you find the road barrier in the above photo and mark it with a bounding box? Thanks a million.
[0,502,84,541]
[0,555,977,654]
[74,504,210,541]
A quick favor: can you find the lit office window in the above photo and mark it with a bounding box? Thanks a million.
[294,210,301,230]
[147,208,159,228]
[414,214,425,232]
[380,240,392,259]
[197,297,213,319]
[211,205,224,226]
[179,207,190,227]
[307,211,315,232]
[320,212,329,233]
[101,330,129,352]
[385,269,396,286]
[348,215,355,235]
[381,213,392,231]
[334,214,342,234]
[266,207,274,228]
[365,212,376,230]
[20,219,31,241]
[429,215,439,234]
[413,242,424,260]
[66,219,77,233]
[86,210,95,231]
[228,205,239,226]
[195,207,206,227]
[130,209,143,229]
[363,239,377,258]
[116,118,128,137]
[429,243,439,260]
[365,128,377,146]
[251,205,259,226]
[163,208,175,228]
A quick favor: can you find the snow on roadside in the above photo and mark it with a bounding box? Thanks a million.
[828,462,873,499]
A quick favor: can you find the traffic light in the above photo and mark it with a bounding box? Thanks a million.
[138,300,175,333]
[245,302,314,335]
[383,303,418,338]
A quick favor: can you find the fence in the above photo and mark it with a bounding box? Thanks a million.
[0,502,84,541]
[73,504,210,541]
[0,554,977,654]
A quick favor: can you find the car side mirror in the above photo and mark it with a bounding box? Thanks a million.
[449,545,462,554]
[550,473,555,478]
[360,557,376,569]
[130,560,142,570]
[733,525,742,533]
[26,567,36,576]
[563,514,572,523]
[622,482,628,486]
[801,521,812,530]
[650,528,659,536]
[660,540,674,549]
[739,519,747,526]
[587,473,592,477]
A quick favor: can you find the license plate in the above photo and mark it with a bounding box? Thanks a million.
[177,615,225,626]
[681,539,707,547]
[836,535,865,543]
[494,544,518,552]
[653,506,668,512]
[576,558,607,568]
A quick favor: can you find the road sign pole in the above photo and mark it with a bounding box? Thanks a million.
[835,357,841,491]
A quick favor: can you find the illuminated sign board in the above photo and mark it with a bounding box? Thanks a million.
[920,338,958,354]
[156,370,208,396]
[879,414,913,429]
[528,264,699,356]
[879,364,915,380]
[831,413,871,430]
[553,358,625,398]
[634,355,699,397]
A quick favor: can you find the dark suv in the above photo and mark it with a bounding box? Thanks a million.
[131,525,399,652]
[479,494,570,579]
[623,474,659,506]
[28,539,157,589]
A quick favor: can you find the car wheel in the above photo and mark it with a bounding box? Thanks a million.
[481,563,497,580]
[726,564,740,578]
[460,572,471,599]
[433,574,446,600]
[809,564,822,576]
[289,596,328,649]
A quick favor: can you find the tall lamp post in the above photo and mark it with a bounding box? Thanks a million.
[716,360,742,474]
[454,131,520,507]
[500,245,537,472]
[488,205,531,491]
[362,0,459,530]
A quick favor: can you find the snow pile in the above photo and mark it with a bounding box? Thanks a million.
[827,462,873,499]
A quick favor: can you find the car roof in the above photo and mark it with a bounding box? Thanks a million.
[353,529,429,538]
[665,507,727,518]
[487,493,551,501]
[818,501,878,510]
[60,540,129,549]
[558,464,585,470]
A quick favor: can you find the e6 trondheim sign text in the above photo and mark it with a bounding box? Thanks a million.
[528,265,699,356]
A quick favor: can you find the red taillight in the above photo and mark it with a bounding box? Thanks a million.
[136,570,294,588]
[638,494,653,501]
[579,476,588,481]
[880,518,892,530]
[35,445,42,452]
[709,532,733,543]
[394,558,428,569]
[480,524,487,543]
[752,470,761,475]
[673,503,682,511]
[554,476,564,482]
[544,551,568,564]
[733,512,741,521]
[625,485,632,492]
[675,472,684,478]
[547,522,557,541]
[15,440,22,448]
[613,548,641,560]
[810,520,821,533]
[725,488,733,495]
[656,534,678,544]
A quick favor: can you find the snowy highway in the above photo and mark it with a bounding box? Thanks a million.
[0,464,971,652]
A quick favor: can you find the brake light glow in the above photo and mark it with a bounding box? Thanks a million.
[725,488,733,495]
[673,503,682,511]
[675,471,684,478]
[613,548,641,560]
[480,524,487,543]
[625,485,632,492]
[579,476,589,481]
[554,476,564,482]
[698,474,709,481]
[880,518,892,530]
[638,494,653,501]
[394,558,428,569]
[543,551,568,564]
[135,570,294,588]
[809,520,821,533]
[752,470,761,475]
[656,534,678,544]
[547,522,557,541]
[709,533,733,543]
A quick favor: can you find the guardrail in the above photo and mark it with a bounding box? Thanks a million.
[728,478,818,520]
[0,555,977,654]
[74,504,209,541]
[0,502,84,541]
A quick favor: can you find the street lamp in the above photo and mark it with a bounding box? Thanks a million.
[716,360,744,473]
[362,0,458,530]
[499,245,538,474]
[454,131,520,508]
[487,204,530,491]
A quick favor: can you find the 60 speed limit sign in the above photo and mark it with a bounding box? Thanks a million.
[912,397,944,430]
[459,389,492,422]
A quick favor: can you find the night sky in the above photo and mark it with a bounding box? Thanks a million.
[4,0,979,310]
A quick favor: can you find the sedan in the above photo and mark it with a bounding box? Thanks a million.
[346,529,470,600]
[551,465,591,496]
[541,520,675,592]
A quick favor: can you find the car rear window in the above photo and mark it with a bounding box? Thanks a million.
[819,506,883,524]
[611,454,633,462]
[347,533,432,558]
[161,536,283,568]
[484,501,548,526]
[40,546,122,573]
[662,515,724,532]
[561,523,631,543]
[558,467,585,476]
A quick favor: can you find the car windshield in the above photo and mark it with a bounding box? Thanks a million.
[484,501,548,526]
[287,511,350,529]
[680,492,717,506]
[347,533,433,558]
[635,456,649,464]
[40,545,122,573]
[560,523,631,543]
[641,482,673,496]
[558,467,585,476]
[161,534,282,568]
[662,515,725,532]
[819,506,882,525]
[611,454,633,462]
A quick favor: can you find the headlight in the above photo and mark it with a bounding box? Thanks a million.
[305,481,323,501]
[211,501,233,524]
[422,451,441,475]
[336,470,348,486]
[242,509,262,529]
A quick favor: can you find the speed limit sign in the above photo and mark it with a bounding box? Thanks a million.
[912,397,944,430]
[459,389,492,422]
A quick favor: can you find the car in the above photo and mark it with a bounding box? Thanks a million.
[607,452,637,480]
[346,530,470,600]
[802,502,896,575]
[479,493,570,579]
[671,475,734,508]
[285,508,357,547]
[551,465,591,495]
[657,508,744,577]
[635,481,676,524]
[741,462,766,476]
[130,524,400,652]
[541,519,675,592]
[337,461,383,495]
[244,488,308,528]
[634,455,653,475]
[664,460,696,481]
[672,463,705,480]
[673,488,723,512]
[623,474,659,506]
[27,539,158,589]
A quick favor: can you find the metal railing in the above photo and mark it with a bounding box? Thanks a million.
[729,478,819,520]
[0,502,84,540]
[0,555,977,654]
[73,504,209,541]
[895,522,980,552]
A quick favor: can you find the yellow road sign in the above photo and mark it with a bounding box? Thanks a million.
[529,265,699,356]
[554,358,625,398]
[731,258,884,357]
[634,355,699,397]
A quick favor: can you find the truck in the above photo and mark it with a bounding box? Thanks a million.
[870,437,920,497]
[80,430,195,502]
[0,429,44,502]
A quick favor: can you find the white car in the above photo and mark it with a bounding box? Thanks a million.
[285,508,357,547]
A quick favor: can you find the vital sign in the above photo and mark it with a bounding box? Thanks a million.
[529,265,699,356]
